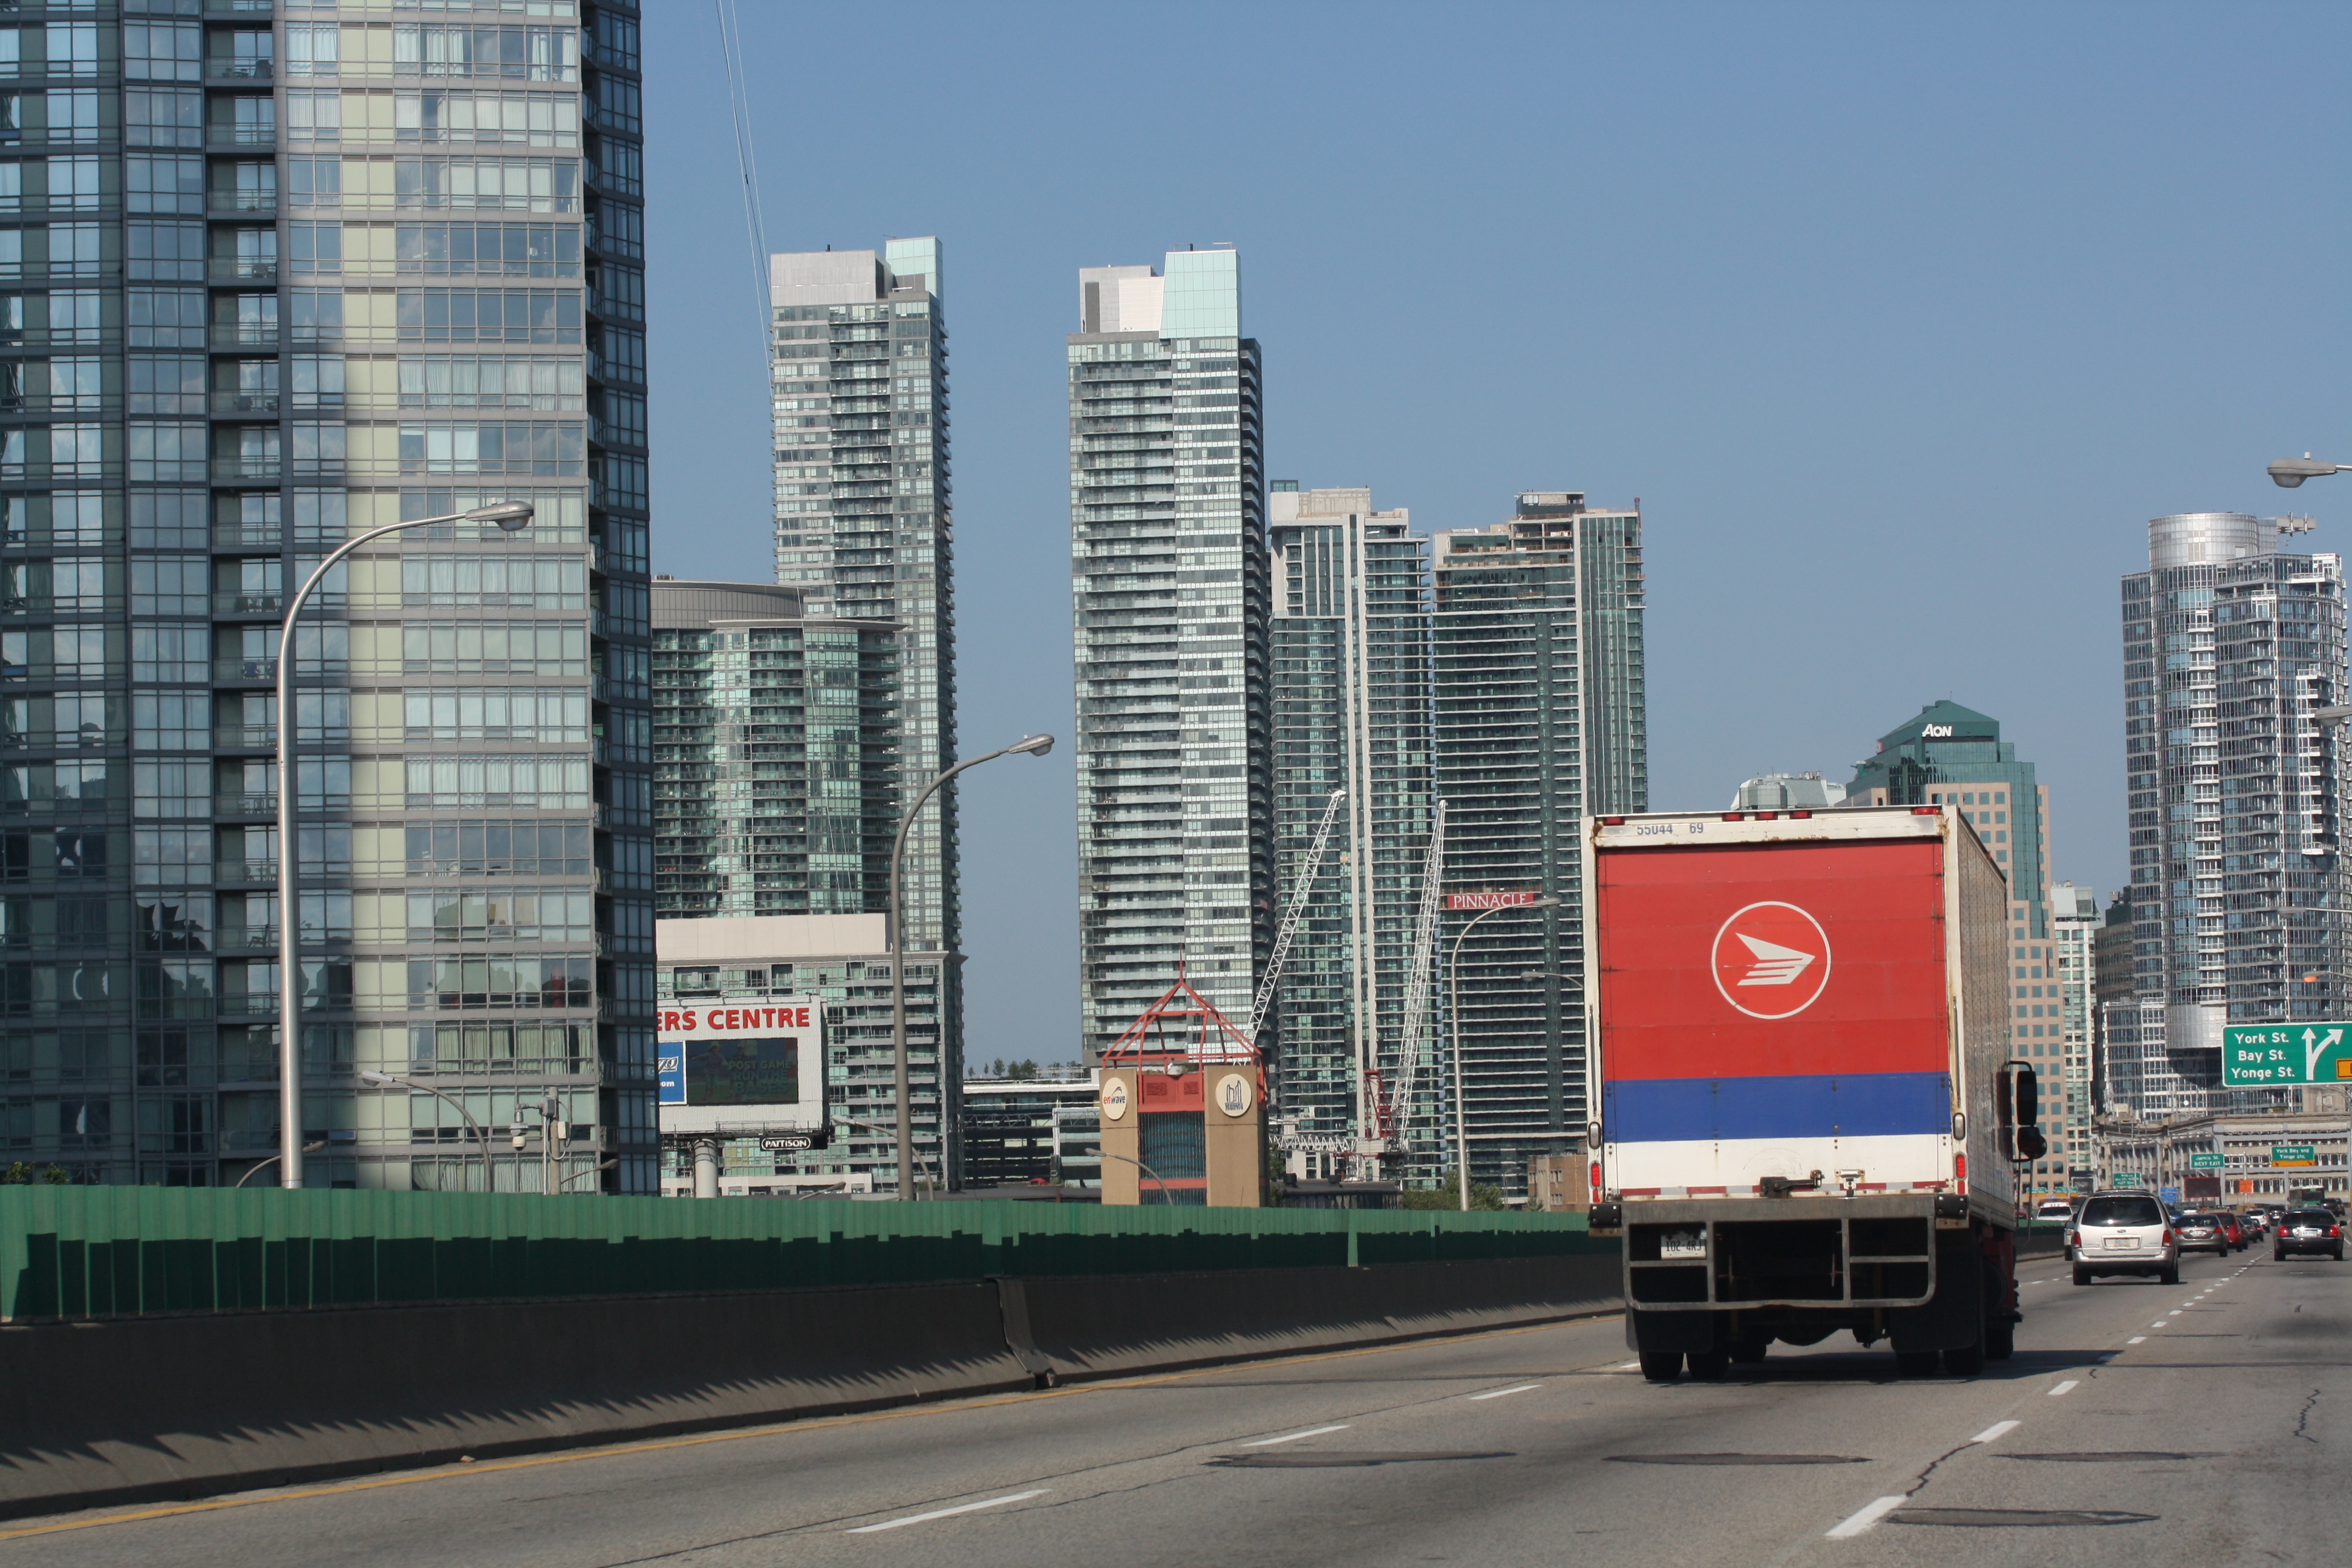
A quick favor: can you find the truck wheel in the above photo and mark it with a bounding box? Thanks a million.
[2072,1266,2092,1287]
[1730,1339,1769,1364]
[1895,1350,1940,1377]
[1943,1340,1985,1376]
[1639,1350,1684,1382]
[1687,1351,1730,1381]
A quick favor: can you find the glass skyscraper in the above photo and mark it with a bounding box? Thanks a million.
[1267,484,1434,1174]
[1432,491,1643,1197]
[0,1,656,1191]
[2111,510,2344,1117]
[650,579,898,920]
[766,240,953,956]
[1067,247,1270,1057]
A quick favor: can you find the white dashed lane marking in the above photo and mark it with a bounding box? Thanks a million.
[1242,1425,1350,1448]
[1971,1420,2020,1443]
[2048,1380,2079,1397]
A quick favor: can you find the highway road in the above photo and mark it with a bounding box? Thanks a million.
[5,1246,2344,1567]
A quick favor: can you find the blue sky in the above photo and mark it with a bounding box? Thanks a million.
[642,2,2350,1064]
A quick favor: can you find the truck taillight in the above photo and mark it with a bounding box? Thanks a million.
[1789,810,1811,819]
[1954,1153,1966,1194]
[1590,1160,1601,1195]
[1722,812,1742,822]
[1911,806,1938,815]
[1601,816,1624,826]
[1755,811,1777,820]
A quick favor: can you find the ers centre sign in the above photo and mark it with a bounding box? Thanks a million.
[657,998,825,1129]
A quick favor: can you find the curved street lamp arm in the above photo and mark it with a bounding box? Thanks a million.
[278,505,531,1189]
[888,737,1054,1200]
[1089,1146,1171,1204]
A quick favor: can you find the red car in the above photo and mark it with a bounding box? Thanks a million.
[2216,1212,2246,1251]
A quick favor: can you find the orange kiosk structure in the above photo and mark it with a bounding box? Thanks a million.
[1096,972,1264,1207]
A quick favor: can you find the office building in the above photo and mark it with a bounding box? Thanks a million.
[1431,491,1644,1198]
[766,240,954,961]
[655,913,953,1195]
[1067,247,1271,1058]
[1,2,656,1191]
[1267,484,1434,1173]
[2120,511,2345,1114]
[650,579,900,920]
[959,1074,1097,1189]
[1731,773,1845,811]
[2047,881,2099,1187]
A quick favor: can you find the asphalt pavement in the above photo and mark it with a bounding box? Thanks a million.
[5,1244,2344,1567]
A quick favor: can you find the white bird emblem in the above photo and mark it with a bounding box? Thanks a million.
[1735,933,1817,987]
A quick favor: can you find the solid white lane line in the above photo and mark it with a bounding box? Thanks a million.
[1971,1420,2020,1444]
[846,1491,1050,1534]
[2048,1380,2079,1397]
[1243,1425,1351,1448]
[1826,1496,1909,1539]
[1469,1383,1543,1401]
[2128,1336,2147,1344]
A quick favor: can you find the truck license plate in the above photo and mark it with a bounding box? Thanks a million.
[1659,1233,1706,1259]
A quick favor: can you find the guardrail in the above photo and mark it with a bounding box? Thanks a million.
[0,1187,1597,1323]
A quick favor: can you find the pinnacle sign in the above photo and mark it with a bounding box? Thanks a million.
[2221,1022,2352,1087]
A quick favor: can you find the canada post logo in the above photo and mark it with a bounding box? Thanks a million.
[1711,901,1832,1019]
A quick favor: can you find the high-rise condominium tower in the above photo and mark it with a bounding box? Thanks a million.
[1267,485,1434,1172]
[766,240,953,955]
[0,2,657,1190]
[1067,248,1270,1056]
[1432,492,1644,1196]
[2114,511,2345,1116]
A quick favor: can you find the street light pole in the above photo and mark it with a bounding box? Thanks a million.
[358,1070,497,1188]
[836,1114,935,1197]
[277,501,532,1189]
[1088,1146,1171,1205]
[886,736,1054,1201]
[1448,897,1563,1210]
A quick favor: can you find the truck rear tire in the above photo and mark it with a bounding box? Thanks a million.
[1730,1339,1769,1364]
[1895,1350,1940,1377]
[1639,1350,1684,1382]
[1943,1340,1985,1376]
[1687,1350,1730,1381]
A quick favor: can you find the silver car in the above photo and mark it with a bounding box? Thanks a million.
[2071,1192,2180,1285]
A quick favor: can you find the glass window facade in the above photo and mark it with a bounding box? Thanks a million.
[1067,250,1271,1058]
[0,1,655,1193]
[1431,493,1645,1195]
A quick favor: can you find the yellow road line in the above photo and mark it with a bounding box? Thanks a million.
[0,1310,1619,1543]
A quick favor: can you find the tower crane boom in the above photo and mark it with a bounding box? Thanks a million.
[1385,798,1447,1152]
[1250,788,1345,1045]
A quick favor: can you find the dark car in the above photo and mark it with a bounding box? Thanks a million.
[2273,1208,2345,1262]
[2175,1212,2230,1256]
[2238,1212,2267,1243]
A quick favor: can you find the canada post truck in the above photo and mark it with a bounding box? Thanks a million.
[1583,804,2046,1379]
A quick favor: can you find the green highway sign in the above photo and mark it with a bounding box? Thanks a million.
[2222,1023,2352,1087]
[2111,1171,2143,1187]
[2272,1145,2318,1168]
[2188,1152,2225,1170]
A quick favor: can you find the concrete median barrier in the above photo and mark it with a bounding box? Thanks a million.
[0,1278,1031,1520]
[0,1255,1619,1520]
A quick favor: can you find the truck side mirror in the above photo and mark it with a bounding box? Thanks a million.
[1994,1063,2018,1160]
[2015,1065,2038,1128]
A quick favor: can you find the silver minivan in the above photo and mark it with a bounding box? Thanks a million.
[2070,1192,2179,1285]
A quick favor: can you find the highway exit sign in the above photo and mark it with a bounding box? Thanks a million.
[2272,1145,2318,1168]
[2222,1023,2352,1087]
[2188,1152,2225,1170]
[2112,1171,2143,1187]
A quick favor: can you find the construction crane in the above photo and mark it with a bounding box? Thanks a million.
[1382,797,1448,1158]
[1248,788,1345,1045]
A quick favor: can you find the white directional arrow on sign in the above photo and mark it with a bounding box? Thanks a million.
[2308,1027,2343,1082]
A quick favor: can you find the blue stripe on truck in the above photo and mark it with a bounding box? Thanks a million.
[1604,1072,1951,1143]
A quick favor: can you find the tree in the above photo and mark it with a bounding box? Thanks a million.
[0,1162,70,1186]
[1397,1169,1507,1210]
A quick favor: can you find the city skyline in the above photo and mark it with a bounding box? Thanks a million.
[637,7,2345,1063]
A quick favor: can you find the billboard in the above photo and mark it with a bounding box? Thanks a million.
[656,997,825,1126]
